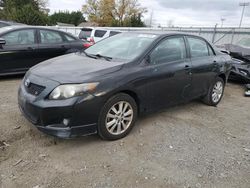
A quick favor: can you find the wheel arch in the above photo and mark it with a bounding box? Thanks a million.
[115,90,141,114]
[218,73,227,84]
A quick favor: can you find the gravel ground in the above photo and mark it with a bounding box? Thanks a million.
[0,77,249,188]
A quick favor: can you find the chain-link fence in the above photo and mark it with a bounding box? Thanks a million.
[53,26,250,45]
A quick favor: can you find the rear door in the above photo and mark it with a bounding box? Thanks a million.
[0,28,38,74]
[186,36,217,98]
[37,29,70,62]
[144,36,192,110]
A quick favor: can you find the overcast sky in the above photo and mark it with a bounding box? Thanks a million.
[49,0,250,27]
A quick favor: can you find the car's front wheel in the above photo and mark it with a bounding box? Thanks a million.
[98,93,138,140]
[202,77,225,106]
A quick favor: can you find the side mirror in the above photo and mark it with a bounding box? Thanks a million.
[0,38,6,46]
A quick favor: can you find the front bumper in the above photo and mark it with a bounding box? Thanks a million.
[18,74,102,138]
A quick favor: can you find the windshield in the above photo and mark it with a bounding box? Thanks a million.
[85,33,157,61]
[237,38,250,48]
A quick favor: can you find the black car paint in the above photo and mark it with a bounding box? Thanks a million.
[18,33,232,138]
[0,26,84,75]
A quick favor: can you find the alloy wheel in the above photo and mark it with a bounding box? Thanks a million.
[105,101,134,135]
[212,81,223,103]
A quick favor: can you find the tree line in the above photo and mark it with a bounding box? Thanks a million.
[82,0,147,27]
[0,0,147,27]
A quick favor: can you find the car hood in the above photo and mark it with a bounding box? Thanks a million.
[30,53,126,83]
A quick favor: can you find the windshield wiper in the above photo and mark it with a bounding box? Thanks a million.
[82,51,98,59]
[94,54,113,61]
[82,51,113,61]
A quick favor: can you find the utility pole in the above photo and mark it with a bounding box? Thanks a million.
[149,9,154,28]
[239,2,249,28]
[221,18,226,27]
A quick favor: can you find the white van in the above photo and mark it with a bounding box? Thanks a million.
[79,27,121,42]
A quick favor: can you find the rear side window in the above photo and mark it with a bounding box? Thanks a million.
[64,34,76,41]
[109,31,121,37]
[79,28,92,39]
[187,37,209,58]
[150,37,186,65]
[40,30,63,44]
[94,30,107,38]
[2,29,35,45]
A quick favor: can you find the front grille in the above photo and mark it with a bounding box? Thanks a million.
[26,83,45,96]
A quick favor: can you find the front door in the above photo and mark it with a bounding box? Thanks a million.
[144,36,192,111]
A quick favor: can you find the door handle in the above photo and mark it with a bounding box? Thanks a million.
[184,65,190,69]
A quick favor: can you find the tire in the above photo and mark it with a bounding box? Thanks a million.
[202,77,225,106]
[98,93,138,140]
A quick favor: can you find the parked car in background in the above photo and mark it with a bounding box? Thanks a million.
[0,26,85,75]
[18,32,232,140]
[217,38,250,83]
[229,58,250,83]
[0,20,25,28]
[79,27,121,48]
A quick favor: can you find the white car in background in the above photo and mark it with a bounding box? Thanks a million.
[79,27,121,48]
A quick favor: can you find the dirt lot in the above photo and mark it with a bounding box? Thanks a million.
[0,77,249,188]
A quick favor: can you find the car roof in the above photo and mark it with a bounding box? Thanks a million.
[0,25,77,37]
[123,30,202,38]
[0,20,25,25]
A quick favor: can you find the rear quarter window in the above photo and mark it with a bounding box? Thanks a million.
[94,30,107,38]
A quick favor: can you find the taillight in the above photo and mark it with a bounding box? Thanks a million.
[83,43,93,48]
[83,37,95,48]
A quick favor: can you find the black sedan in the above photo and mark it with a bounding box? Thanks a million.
[18,32,232,140]
[0,26,84,75]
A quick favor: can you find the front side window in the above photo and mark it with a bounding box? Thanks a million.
[150,37,186,65]
[85,33,157,61]
[40,30,63,44]
[2,29,35,45]
[187,37,209,58]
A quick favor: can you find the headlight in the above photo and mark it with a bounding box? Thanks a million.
[49,83,99,100]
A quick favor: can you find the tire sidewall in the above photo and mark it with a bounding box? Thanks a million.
[98,93,138,140]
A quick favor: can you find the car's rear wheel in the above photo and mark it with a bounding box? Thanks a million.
[202,77,225,106]
[98,93,138,140]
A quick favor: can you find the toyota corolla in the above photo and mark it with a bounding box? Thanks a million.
[18,32,232,140]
